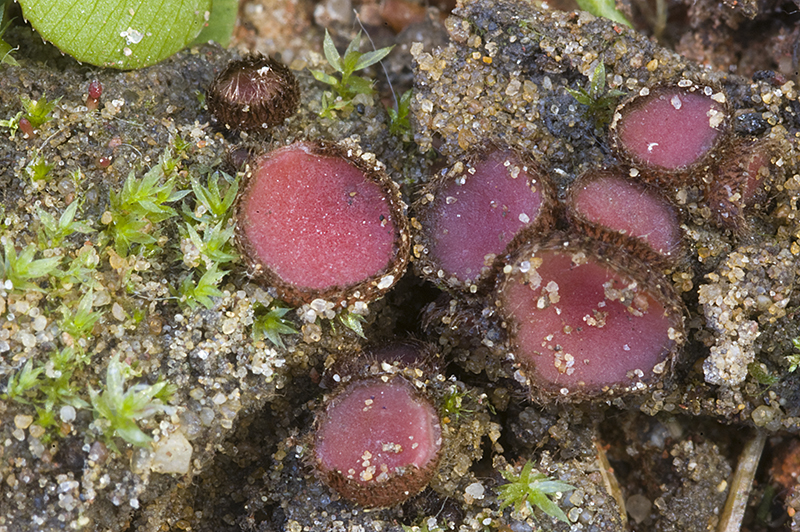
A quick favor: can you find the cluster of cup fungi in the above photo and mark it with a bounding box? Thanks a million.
[207,49,777,509]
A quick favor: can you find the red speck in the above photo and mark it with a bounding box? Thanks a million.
[88,80,103,100]
[86,80,103,111]
[19,117,34,138]
[98,156,112,168]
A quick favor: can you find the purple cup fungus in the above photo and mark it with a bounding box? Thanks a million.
[496,238,685,400]
[207,54,300,134]
[313,341,443,508]
[235,141,409,307]
[611,85,728,177]
[704,140,777,230]
[566,169,683,263]
[413,147,553,292]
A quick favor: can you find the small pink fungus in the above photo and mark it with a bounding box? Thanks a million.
[314,377,442,507]
[237,142,406,304]
[499,246,682,398]
[419,149,548,284]
[615,87,725,170]
[568,171,682,258]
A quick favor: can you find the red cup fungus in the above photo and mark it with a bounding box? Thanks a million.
[496,238,684,400]
[567,169,683,262]
[705,140,776,230]
[611,85,728,175]
[235,141,409,307]
[313,373,443,508]
[413,147,552,291]
[207,54,300,134]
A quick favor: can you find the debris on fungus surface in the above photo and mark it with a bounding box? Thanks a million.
[235,140,409,307]
[207,54,300,134]
[413,147,552,290]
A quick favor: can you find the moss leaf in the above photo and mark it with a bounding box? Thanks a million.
[20,0,212,69]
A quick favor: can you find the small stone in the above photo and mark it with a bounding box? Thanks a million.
[14,414,33,430]
[60,405,76,423]
[151,431,193,475]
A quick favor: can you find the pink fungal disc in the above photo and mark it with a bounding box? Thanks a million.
[613,87,726,170]
[499,245,683,398]
[418,149,549,285]
[568,171,682,258]
[314,377,443,507]
[237,142,408,304]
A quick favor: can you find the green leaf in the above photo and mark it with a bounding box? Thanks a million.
[338,311,366,339]
[529,490,570,523]
[253,304,299,348]
[348,75,375,95]
[19,0,212,69]
[192,0,237,48]
[322,30,342,73]
[354,45,395,71]
[310,69,340,86]
[0,39,18,67]
[748,362,779,385]
[0,12,19,67]
[574,0,632,27]
[565,88,592,106]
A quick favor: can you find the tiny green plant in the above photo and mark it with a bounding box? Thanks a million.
[788,338,800,373]
[310,30,394,118]
[58,245,101,290]
[2,359,43,403]
[58,289,104,342]
[336,310,367,339]
[497,460,575,523]
[20,94,60,128]
[252,302,299,348]
[103,150,189,256]
[440,386,476,422]
[37,346,92,414]
[183,171,239,225]
[566,62,626,133]
[177,263,227,310]
[0,8,19,67]
[0,94,60,138]
[24,155,54,183]
[575,0,632,27]
[0,237,62,292]
[183,221,237,267]
[387,89,413,141]
[89,355,172,451]
[36,201,94,249]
